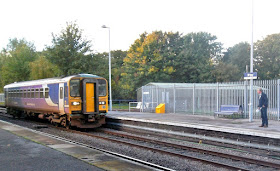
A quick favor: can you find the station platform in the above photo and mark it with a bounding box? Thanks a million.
[0,120,154,171]
[107,111,280,139]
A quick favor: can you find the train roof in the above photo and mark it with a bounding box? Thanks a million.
[4,74,103,89]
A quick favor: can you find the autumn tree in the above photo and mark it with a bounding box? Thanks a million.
[121,31,183,98]
[46,22,93,76]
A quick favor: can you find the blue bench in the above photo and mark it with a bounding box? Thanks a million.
[214,105,243,118]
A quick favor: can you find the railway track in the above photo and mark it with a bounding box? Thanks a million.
[105,120,280,160]
[1,107,280,170]
[0,109,171,171]
[99,129,280,169]
[53,126,279,170]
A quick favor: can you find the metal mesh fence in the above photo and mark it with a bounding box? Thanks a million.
[137,80,280,120]
[0,93,4,103]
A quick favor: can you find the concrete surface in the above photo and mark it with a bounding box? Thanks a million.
[0,129,103,171]
[0,120,154,171]
[108,111,280,139]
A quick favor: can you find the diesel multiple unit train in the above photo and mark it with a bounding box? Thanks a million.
[3,74,108,128]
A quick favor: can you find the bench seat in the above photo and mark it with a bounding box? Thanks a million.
[214,105,243,118]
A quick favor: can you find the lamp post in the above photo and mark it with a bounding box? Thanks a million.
[249,0,254,122]
[102,25,112,111]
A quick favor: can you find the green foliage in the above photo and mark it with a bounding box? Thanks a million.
[29,55,61,80]
[212,62,240,82]
[222,42,250,77]
[0,38,37,89]
[121,31,183,98]
[175,32,222,83]
[94,50,127,99]
[46,22,93,76]
[121,31,221,98]
[2,25,280,99]
[255,33,280,79]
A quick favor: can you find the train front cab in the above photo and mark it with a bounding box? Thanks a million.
[68,76,108,128]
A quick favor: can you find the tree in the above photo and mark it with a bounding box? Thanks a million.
[255,33,280,79]
[46,22,93,76]
[175,32,222,83]
[222,42,250,76]
[29,55,61,80]
[1,38,37,88]
[121,31,183,98]
[94,50,127,99]
[212,62,240,82]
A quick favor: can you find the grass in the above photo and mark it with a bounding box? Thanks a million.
[112,103,129,110]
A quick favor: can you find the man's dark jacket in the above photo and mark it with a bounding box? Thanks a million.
[258,92,268,108]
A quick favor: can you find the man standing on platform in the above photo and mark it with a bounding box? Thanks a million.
[257,88,268,128]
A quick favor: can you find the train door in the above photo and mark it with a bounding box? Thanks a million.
[83,79,99,114]
[59,83,64,114]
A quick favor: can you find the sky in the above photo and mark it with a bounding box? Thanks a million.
[1,0,280,53]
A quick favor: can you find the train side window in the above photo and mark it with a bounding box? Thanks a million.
[23,90,26,98]
[28,89,31,98]
[20,90,23,98]
[16,90,18,98]
[35,89,39,98]
[40,88,44,98]
[45,88,49,98]
[60,87,63,99]
[31,89,35,98]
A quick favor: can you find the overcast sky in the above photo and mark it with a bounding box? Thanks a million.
[1,0,280,53]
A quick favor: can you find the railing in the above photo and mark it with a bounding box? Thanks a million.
[138,80,280,120]
[0,93,5,103]
[112,99,137,111]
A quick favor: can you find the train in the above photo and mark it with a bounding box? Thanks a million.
[3,74,108,128]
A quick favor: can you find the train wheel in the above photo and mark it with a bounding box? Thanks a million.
[61,118,67,128]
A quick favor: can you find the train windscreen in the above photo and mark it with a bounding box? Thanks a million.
[70,79,80,97]
[98,79,107,96]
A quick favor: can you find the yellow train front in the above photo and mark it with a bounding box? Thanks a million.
[4,74,108,129]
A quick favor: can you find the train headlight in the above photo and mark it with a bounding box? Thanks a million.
[99,101,106,105]
[72,102,80,106]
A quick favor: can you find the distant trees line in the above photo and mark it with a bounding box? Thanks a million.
[1,22,280,99]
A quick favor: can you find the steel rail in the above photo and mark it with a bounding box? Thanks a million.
[0,114,172,171]
[100,129,280,169]
[55,127,249,170]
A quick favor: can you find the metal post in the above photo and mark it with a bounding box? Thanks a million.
[141,87,144,112]
[216,82,219,112]
[244,65,249,118]
[249,0,254,122]
[108,28,112,111]
[278,79,280,121]
[152,86,154,109]
[173,84,176,113]
[193,84,195,115]
[156,86,159,106]
[244,81,248,118]
[101,25,112,111]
